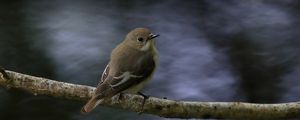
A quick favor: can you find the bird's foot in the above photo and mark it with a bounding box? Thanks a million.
[137,92,149,114]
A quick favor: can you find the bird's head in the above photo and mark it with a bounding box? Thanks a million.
[124,28,159,51]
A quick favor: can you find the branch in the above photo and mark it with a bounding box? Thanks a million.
[0,69,300,119]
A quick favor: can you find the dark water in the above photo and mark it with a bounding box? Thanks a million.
[0,0,300,120]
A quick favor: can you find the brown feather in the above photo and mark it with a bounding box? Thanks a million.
[81,96,101,113]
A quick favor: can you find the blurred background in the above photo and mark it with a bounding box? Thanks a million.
[0,0,300,120]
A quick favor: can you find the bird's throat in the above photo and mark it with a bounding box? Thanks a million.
[140,40,154,51]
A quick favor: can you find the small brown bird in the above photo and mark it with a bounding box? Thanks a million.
[81,28,159,113]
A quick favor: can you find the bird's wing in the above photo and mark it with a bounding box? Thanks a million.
[94,54,155,99]
[98,64,109,85]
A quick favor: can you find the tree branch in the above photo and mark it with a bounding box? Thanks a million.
[0,69,300,119]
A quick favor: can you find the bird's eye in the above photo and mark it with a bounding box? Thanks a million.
[137,37,144,42]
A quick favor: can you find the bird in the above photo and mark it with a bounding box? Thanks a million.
[81,28,159,113]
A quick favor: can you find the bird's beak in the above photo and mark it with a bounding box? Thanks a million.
[149,33,160,40]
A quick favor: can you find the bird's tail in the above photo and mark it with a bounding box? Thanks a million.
[81,96,103,114]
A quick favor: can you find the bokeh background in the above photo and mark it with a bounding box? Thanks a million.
[1,0,300,120]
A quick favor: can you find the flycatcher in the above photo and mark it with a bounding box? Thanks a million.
[81,28,159,113]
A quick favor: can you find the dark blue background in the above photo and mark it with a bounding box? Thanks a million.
[0,0,300,120]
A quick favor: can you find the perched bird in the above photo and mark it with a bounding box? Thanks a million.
[81,28,159,113]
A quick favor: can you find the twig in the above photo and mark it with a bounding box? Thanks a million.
[0,66,10,80]
[0,70,299,119]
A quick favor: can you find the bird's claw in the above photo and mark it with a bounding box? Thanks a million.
[137,92,149,114]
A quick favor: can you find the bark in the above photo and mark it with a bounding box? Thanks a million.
[0,70,300,119]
